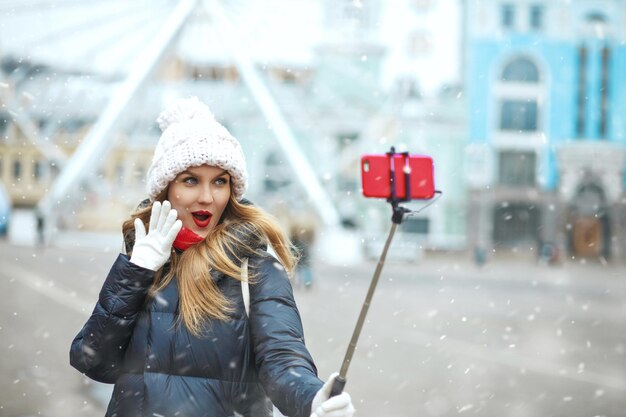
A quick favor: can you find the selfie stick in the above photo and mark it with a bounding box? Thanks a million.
[330,147,411,397]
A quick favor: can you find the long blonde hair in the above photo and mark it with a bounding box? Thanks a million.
[122,191,297,336]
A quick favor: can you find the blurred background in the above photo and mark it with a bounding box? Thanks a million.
[0,0,625,416]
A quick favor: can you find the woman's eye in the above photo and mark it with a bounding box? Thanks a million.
[215,177,229,185]
[182,177,198,185]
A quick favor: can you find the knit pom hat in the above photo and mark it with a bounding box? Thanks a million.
[146,96,248,200]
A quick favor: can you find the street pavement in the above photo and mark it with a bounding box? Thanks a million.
[1,237,625,417]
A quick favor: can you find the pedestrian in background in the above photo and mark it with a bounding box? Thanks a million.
[290,216,317,288]
[35,209,45,247]
[69,97,354,417]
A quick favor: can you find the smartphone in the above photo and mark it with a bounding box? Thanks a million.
[361,153,435,200]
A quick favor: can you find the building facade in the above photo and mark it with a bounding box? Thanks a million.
[465,0,626,260]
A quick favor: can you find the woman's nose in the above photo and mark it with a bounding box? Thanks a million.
[198,184,214,204]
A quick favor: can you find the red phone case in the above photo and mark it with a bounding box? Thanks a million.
[361,154,434,200]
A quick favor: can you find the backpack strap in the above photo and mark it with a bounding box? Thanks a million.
[240,257,281,415]
[241,258,250,317]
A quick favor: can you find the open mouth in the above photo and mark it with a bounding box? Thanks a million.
[191,211,213,228]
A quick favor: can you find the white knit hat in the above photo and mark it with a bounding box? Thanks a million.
[146,96,248,200]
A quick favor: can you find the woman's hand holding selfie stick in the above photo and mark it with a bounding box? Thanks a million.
[311,373,355,417]
[130,200,182,271]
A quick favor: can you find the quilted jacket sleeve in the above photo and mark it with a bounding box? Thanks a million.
[70,254,154,383]
[249,255,324,417]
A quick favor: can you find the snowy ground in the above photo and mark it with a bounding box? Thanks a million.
[1,234,625,417]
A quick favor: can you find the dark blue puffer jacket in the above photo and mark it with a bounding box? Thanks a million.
[70,251,323,417]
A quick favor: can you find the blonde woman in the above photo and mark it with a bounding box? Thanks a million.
[70,97,354,417]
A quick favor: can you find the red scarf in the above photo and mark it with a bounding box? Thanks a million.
[173,226,204,251]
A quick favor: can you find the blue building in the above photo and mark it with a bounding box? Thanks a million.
[465,1,626,260]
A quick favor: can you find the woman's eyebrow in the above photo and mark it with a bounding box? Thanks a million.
[182,169,229,178]
[213,170,229,178]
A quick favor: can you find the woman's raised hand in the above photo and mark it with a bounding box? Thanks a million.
[310,373,355,417]
[129,200,182,271]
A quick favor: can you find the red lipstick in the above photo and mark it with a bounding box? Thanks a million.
[191,210,212,228]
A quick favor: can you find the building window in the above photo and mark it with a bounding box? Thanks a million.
[268,67,309,85]
[263,152,291,192]
[586,12,606,23]
[402,217,429,234]
[50,162,59,180]
[584,12,608,38]
[13,160,21,180]
[500,100,538,131]
[493,203,540,245]
[115,163,124,186]
[0,113,8,139]
[408,31,431,56]
[501,58,539,82]
[529,5,544,30]
[600,46,610,138]
[191,65,239,82]
[339,0,369,27]
[337,132,359,150]
[498,151,536,186]
[134,165,145,185]
[337,176,358,193]
[501,4,515,29]
[327,0,373,34]
[63,118,88,134]
[576,46,587,138]
[33,160,44,180]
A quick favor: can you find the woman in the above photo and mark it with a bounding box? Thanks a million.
[70,97,354,417]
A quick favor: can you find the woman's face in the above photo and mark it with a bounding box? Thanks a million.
[167,165,231,238]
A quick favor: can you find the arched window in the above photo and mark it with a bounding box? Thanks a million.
[575,182,606,215]
[501,58,539,82]
[497,56,542,133]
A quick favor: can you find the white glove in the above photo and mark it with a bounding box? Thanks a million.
[130,200,182,271]
[311,373,355,417]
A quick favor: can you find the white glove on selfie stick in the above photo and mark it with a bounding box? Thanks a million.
[130,200,182,271]
[311,373,355,417]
